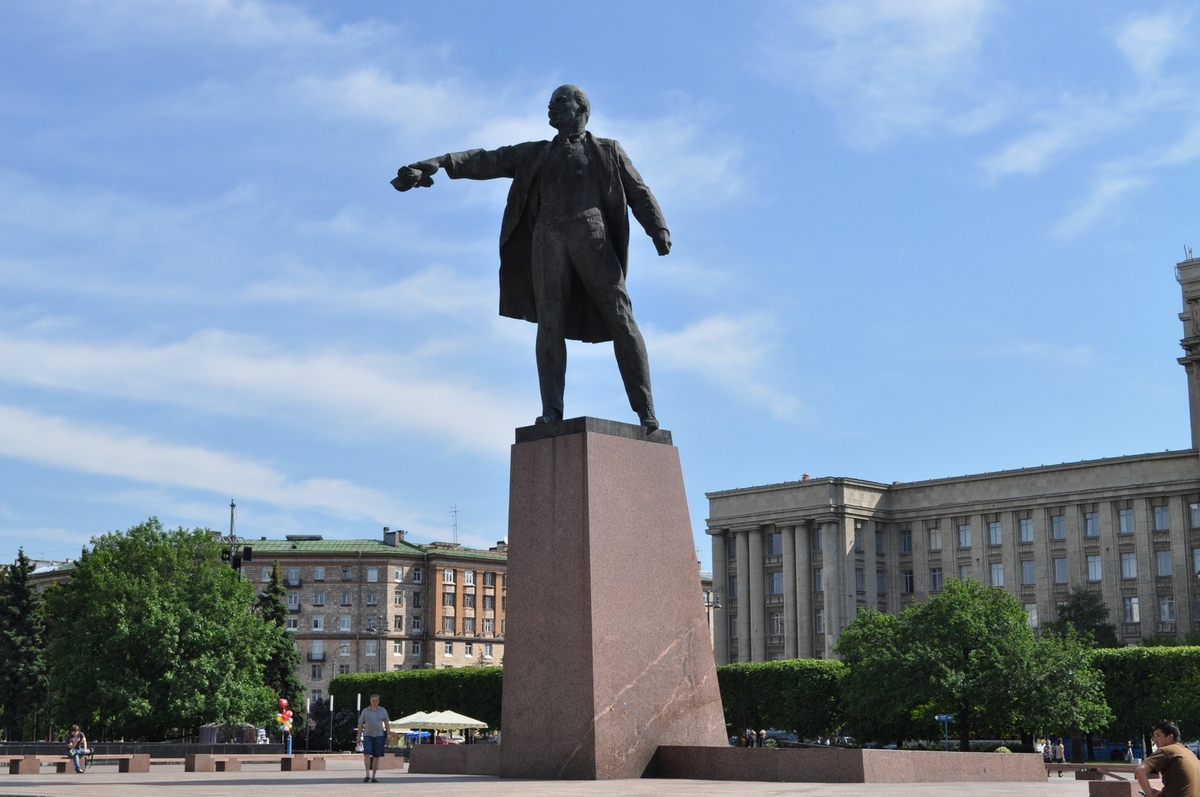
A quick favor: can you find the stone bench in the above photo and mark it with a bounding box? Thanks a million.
[184,753,325,772]
[7,756,43,775]
[54,753,150,773]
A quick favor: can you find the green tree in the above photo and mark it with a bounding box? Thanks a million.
[257,561,306,732]
[1017,628,1112,760]
[44,519,277,740]
[0,549,48,740]
[1047,588,1120,648]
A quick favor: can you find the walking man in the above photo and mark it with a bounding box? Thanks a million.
[356,694,390,783]
[393,85,671,430]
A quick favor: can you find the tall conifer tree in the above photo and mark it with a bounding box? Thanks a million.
[0,549,48,740]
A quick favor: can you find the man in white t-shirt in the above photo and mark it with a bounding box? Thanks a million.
[356,694,391,783]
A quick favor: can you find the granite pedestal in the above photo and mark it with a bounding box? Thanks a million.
[499,418,727,779]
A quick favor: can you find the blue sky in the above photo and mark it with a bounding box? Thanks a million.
[3,1,1199,569]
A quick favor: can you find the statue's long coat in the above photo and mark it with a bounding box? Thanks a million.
[444,132,668,343]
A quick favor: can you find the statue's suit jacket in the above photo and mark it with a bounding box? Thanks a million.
[444,132,667,344]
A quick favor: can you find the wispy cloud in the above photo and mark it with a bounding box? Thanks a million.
[0,405,397,519]
[648,315,799,418]
[763,0,999,148]
[0,332,525,452]
[1053,173,1149,239]
[1115,10,1190,80]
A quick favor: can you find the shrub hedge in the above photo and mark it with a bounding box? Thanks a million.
[716,659,845,737]
[330,667,504,729]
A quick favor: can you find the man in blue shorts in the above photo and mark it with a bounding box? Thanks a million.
[356,694,390,783]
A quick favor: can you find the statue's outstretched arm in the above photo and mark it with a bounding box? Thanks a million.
[391,155,450,192]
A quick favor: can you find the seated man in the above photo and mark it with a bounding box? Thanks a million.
[1136,719,1200,797]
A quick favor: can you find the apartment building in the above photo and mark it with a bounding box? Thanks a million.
[706,257,1200,663]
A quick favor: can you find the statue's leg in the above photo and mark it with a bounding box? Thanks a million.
[531,222,570,422]
[564,214,654,424]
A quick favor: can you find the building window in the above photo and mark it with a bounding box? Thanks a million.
[394,566,404,581]
[340,616,351,632]
[1157,550,1173,577]
[1021,560,1036,585]
[769,571,784,595]
[1191,503,1200,529]
[853,529,863,553]
[365,640,377,657]
[729,616,738,639]
[483,571,496,587]
[1025,603,1038,628]
[443,591,456,607]
[464,641,474,657]
[958,564,971,581]
[815,609,825,634]
[286,566,300,586]
[338,664,350,675]
[483,595,495,610]
[1087,555,1102,582]
[1019,518,1034,543]
[957,524,971,549]
[988,521,1002,546]
[854,567,865,593]
[312,616,324,631]
[1160,594,1176,622]
[411,617,422,633]
[394,641,404,655]
[393,615,404,630]
[930,567,943,592]
[340,591,352,606]
[1121,553,1137,579]
[876,569,886,594]
[411,641,422,656]
[442,616,455,633]
[366,591,377,606]
[261,567,271,583]
[463,592,476,608]
[463,570,475,586]
[311,566,324,581]
[928,528,942,551]
[1154,504,1170,531]
[286,617,298,631]
[990,562,1004,587]
[812,528,822,551]
[365,616,377,632]
[1051,515,1066,540]
[482,618,494,633]
[312,591,325,606]
[901,570,914,594]
[444,641,454,657]
[341,566,353,581]
[875,530,884,555]
[1119,508,1134,535]
[1124,597,1140,623]
[311,664,323,679]
[1194,548,1200,576]
[1053,557,1069,584]
[412,592,421,608]
[1083,512,1099,537]
[412,567,423,583]
[727,575,738,597]
[287,591,299,609]
[337,641,350,657]
[394,589,404,606]
[366,566,378,583]
[900,528,912,553]
[814,568,823,592]
[484,642,494,659]
[443,569,456,585]
[463,617,475,634]
[769,612,785,635]
[769,532,783,555]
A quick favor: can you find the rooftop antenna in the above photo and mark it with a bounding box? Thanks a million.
[450,503,458,544]
[1187,245,1194,261]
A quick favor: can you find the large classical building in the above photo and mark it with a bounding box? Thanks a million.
[706,257,1200,664]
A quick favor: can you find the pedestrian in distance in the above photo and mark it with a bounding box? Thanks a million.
[356,694,391,783]
[1135,720,1200,797]
[1053,738,1065,764]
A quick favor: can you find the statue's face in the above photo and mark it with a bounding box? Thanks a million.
[548,88,585,130]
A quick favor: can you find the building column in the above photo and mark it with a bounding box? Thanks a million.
[782,524,798,659]
[710,531,729,665]
[735,528,751,663]
[748,525,766,663]
[823,520,844,657]
[795,521,813,658]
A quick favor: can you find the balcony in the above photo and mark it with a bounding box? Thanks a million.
[285,578,302,588]
[307,652,326,662]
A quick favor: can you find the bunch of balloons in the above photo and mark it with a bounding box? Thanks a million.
[276,698,293,734]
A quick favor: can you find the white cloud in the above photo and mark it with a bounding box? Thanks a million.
[648,315,799,418]
[764,0,998,147]
[1053,174,1148,239]
[0,332,525,452]
[1116,11,1190,80]
[0,405,397,519]
[981,97,1126,179]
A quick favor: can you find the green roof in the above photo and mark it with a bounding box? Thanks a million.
[245,538,506,562]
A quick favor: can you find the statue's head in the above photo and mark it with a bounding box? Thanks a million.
[548,84,590,132]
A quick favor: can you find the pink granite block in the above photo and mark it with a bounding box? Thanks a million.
[500,419,727,780]
[1089,782,1141,797]
[410,745,501,775]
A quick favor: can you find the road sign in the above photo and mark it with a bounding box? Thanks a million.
[935,714,953,722]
